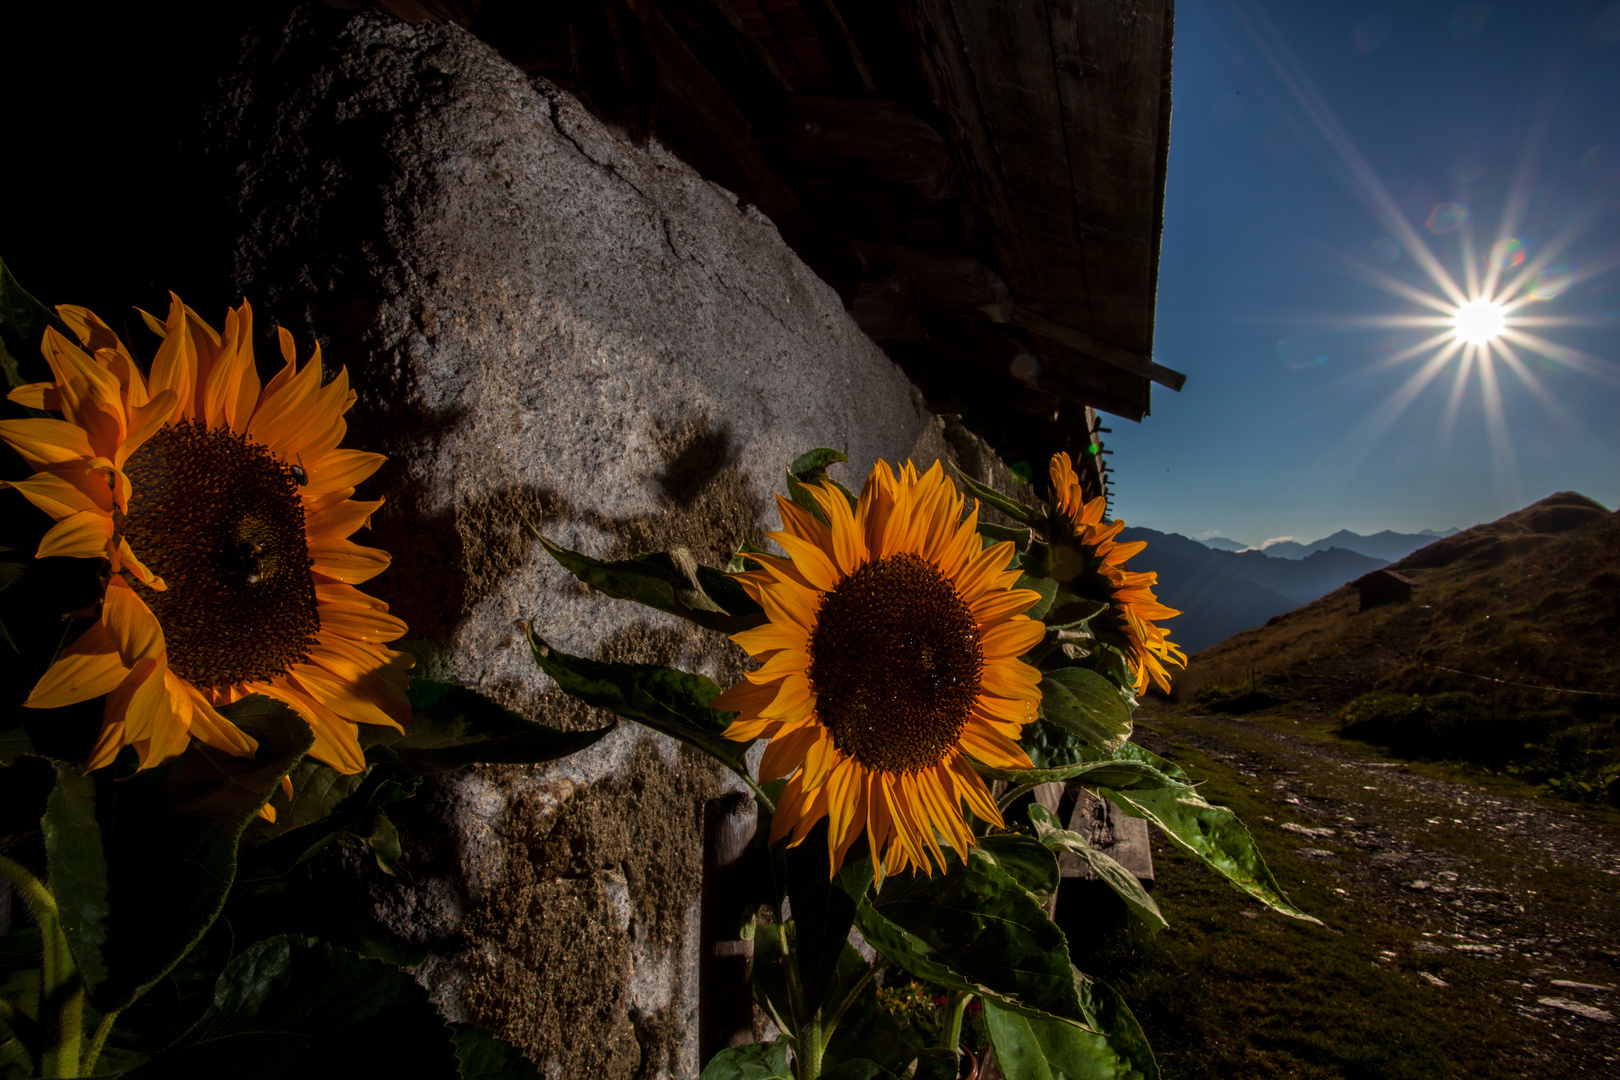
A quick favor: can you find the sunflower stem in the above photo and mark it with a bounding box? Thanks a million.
[797,1014,825,1080]
[734,765,776,815]
[82,1010,119,1075]
[997,781,1040,811]
[943,990,972,1061]
[0,855,81,1078]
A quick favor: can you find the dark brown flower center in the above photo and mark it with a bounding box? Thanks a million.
[809,552,983,773]
[115,419,319,689]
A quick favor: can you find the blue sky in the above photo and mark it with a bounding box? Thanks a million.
[1107,0,1620,546]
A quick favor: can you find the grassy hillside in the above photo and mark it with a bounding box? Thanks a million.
[1173,492,1620,801]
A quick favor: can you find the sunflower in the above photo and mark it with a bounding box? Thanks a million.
[714,461,1045,878]
[1047,452,1185,695]
[0,295,410,777]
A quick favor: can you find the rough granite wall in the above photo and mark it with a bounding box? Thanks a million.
[198,9,1004,1077]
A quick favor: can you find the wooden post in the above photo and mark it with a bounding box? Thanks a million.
[700,793,758,1064]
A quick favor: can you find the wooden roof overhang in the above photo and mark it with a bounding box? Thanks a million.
[336,0,1183,500]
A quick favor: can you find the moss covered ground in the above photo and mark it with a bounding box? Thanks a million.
[1070,701,1620,1080]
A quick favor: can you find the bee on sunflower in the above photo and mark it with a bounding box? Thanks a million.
[713,460,1046,879]
[0,295,411,778]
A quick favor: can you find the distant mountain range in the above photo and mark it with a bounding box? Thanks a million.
[1250,527,1460,562]
[1117,528,1391,654]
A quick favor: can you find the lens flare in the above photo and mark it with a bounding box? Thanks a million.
[1488,238,1526,269]
[1529,265,1572,300]
[1452,298,1506,344]
[1426,202,1468,234]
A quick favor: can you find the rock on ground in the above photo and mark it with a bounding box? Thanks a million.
[200,8,1001,1077]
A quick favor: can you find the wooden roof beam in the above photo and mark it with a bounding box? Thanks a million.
[1012,307,1184,392]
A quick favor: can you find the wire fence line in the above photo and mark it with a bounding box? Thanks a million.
[1427,664,1616,698]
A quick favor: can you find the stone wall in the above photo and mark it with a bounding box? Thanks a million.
[191,9,1020,1078]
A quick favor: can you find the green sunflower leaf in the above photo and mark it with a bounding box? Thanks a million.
[1015,574,1058,621]
[1027,804,1165,932]
[820,1061,905,1080]
[451,1023,546,1079]
[370,677,613,774]
[982,969,1159,1080]
[1038,668,1132,754]
[790,448,851,484]
[969,756,1182,791]
[236,767,412,883]
[701,1038,793,1080]
[534,532,763,633]
[526,631,749,776]
[980,523,1033,552]
[0,256,66,392]
[954,472,1044,527]
[821,945,926,1075]
[121,936,458,1077]
[979,832,1060,907]
[41,763,109,992]
[785,820,861,1012]
[1042,596,1110,632]
[92,697,313,1013]
[726,538,771,575]
[854,848,1091,1030]
[1099,744,1317,924]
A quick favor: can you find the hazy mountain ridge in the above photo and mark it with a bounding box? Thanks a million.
[1116,527,1388,653]
[1253,526,1462,562]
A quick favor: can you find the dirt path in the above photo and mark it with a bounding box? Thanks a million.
[1120,700,1620,1078]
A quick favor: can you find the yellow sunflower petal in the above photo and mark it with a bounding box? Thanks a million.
[767,530,842,593]
[6,469,109,518]
[309,539,392,584]
[302,448,385,498]
[173,680,257,758]
[760,723,822,781]
[7,381,61,410]
[286,664,406,731]
[101,574,165,665]
[0,417,94,468]
[36,509,113,560]
[958,721,1034,770]
[800,725,839,790]
[106,656,180,770]
[730,619,810,657]
[25,622,128,708]
[770,775,813,844]
[829,765,870,874]
[147,296,197,422]
[253,678,368,774]
[304,496,384,542]
[317,604,409,645]
[979,656,1042,699]
[714,677,782,718]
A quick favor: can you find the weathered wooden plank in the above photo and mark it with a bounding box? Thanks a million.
[1045,0,1172,351]
[859,242,1011,317]
[895,0,1172,415]
[626,1,865,297]
[1058,785,1154,884]
[772,97,952,200]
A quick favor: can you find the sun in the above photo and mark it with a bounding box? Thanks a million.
[1451,297,1506,345]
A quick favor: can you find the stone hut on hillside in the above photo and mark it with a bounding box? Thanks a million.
[4,2,1181,1075]
[1355,569,1416,611]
